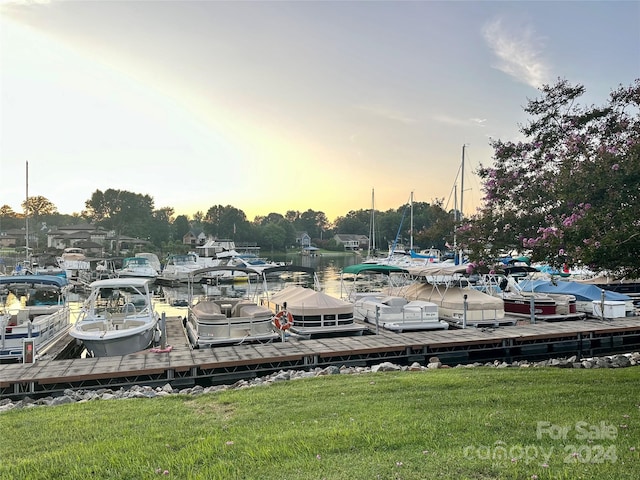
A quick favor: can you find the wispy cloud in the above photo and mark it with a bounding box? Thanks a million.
[432,115,487,127]
[0,0,51,5]
[357,104,416,125]
[482,17,550,89]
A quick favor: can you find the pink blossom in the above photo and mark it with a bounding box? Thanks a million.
[612,164,620,171]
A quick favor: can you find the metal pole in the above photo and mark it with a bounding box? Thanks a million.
[462,294,468,329]
[0,317,6,350]
[25,161,29,266]
[160,312,167,348]
[530,295,536,324]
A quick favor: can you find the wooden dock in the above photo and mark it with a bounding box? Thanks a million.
[2,316,640,399]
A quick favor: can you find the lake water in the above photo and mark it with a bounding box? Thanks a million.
[67,252,365,322]
[148,252,364,319]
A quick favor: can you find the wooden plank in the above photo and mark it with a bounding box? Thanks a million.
[2,315,639,392]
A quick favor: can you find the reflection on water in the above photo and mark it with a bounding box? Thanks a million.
[160,252,362,308]
[292,252,361,297]
[71,252,364,313]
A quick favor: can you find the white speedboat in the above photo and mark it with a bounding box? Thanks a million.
[69,278,160,357]
[117,256,158,280]
[56,247,90,281]
[0,275,71,362]
[160,253,202,283]
[135,252,162,276]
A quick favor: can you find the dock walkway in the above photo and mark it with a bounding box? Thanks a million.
[2,316,640,399]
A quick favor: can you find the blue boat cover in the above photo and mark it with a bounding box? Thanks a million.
[518,279,631,302]
[0,275,68,287]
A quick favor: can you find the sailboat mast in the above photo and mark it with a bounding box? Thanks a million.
[25,160,29,265]
[410,191,414,252]
[458,145,466,264]
[368,188,376,257]
[460,144,465,223]
[453,184,458,262]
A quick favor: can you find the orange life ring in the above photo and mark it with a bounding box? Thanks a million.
[274,310,294,330]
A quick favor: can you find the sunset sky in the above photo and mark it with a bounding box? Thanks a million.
[1,1,638,222]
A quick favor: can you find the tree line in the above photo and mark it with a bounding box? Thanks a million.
[0,191,457,255]
[2,78,638,277]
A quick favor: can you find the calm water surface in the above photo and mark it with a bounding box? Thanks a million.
[68,252,364,321]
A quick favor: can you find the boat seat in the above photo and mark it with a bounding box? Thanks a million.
[193,301,222,315]
[235,304,271,318]
[192,301,227,324]
[230,301,253,317]
[123,319,145,329]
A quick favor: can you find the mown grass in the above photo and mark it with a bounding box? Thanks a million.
[1,367,638,479]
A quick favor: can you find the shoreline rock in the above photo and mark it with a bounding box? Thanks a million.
[2,351,639,413]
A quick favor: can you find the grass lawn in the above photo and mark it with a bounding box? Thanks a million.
[1,367,638,479]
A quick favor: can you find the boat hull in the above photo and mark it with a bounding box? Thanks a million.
[69,277,160,357]
[503,297,558,316]
[79,326,157,357]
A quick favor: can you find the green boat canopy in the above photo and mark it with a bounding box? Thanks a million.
[341,264,408,275]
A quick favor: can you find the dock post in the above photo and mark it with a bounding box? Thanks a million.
[375,305,380,335]
[160,312,167,349]
[462,294,467,329]
[600,289,606,321]
[530,296,536,324]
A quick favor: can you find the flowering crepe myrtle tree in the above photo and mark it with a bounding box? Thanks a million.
[459,78,640,278]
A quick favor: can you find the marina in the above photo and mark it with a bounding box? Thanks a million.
[3,242,640,400]
[2,312,640,400]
